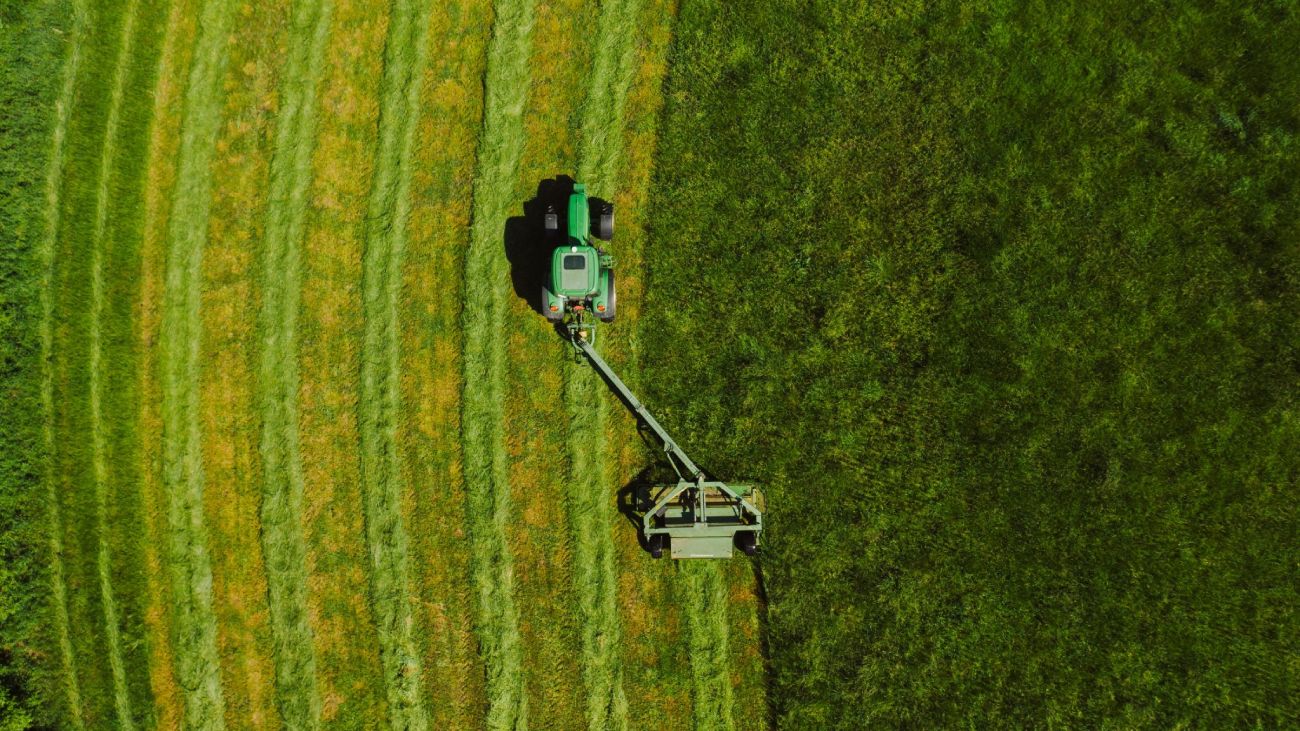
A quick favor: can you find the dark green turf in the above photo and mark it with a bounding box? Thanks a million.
[645,0,1299,727]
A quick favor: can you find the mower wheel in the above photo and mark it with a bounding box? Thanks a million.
[735,531,758,556]
[591,198,614,241]
[598,270,616,323]
[647,533,666,559]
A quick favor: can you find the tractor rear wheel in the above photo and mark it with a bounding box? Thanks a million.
[735,531,758,556]
[543,286,563,322]
[591,198,614,241]
[599,270,616,323]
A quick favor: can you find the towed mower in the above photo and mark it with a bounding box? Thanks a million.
[540,181,764,559]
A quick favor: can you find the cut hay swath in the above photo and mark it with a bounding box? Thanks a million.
[38,0,89,725]
[255,0,334,727]
[157,0,237,725]
[566,0,646,728]
[87,1,143,727]
[461,0,536,727]
[357,0,434,727]
[683,561,735,731]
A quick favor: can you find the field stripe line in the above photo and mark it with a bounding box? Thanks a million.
[86,1,144,727]
[683,561,735,731]
[255,0,333,727]
[37,0,89,725]
[460,0,536,728]
[358,0,434,726]
[565,0,646,728]
[158,0,237,726]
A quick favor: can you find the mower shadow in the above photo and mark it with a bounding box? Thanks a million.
[504,175,576,316]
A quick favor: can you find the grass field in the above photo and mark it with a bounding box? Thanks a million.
[2,0,1297,729]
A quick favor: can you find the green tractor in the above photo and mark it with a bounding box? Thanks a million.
[542,182,615,345]
[539,180,764,559]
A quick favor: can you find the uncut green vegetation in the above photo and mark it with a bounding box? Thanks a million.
[254,0,333,727]
[357,0,434,727]
[645,0,1299,728]
[460,0,535,727]
[0,0,83,727]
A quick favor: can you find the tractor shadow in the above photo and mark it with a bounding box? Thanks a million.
[504,175,576,317]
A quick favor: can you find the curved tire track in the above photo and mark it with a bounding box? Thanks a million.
[87,1,144,727]
[38,0,90,725]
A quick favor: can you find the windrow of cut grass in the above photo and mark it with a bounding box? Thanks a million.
[254,0,334,727]
[86,1,144,726]
[200,0,292,726]
[563,0,646,728]
[137,0,199,726]
[296,0,389,722]
[158,0,238,725]
[35,0,89,725]
[682,562,734,731]
[460,0,536,727]
[400,0,492,727]
[357,0,434,726]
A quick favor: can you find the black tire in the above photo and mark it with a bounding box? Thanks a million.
[735,531,758,556]
[647,533,665,559]
[543,286,563,322]
[598,270,616,323]
[591,198,614,241]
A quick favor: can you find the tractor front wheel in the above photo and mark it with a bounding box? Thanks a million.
[591,198,614,241]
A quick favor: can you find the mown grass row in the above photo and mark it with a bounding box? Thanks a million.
[564,0,647,728]
[400,0,493,726]
[137,1,199,725]
[254,0,334,726]
[681,562,735,731]
[358,0,434,726]
[460,0,537,727]
[36,0,89,725]
[199,1,290,724]
[158,0,237,724]
[296,0,389,722]
[86,2,144,726]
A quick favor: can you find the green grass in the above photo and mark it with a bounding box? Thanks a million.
[460,0,535,727]
[357,0,434,727]
[158,0,237,725]
[645,0,1300,727]
[0,0,82,727]
[255,0,333,727]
